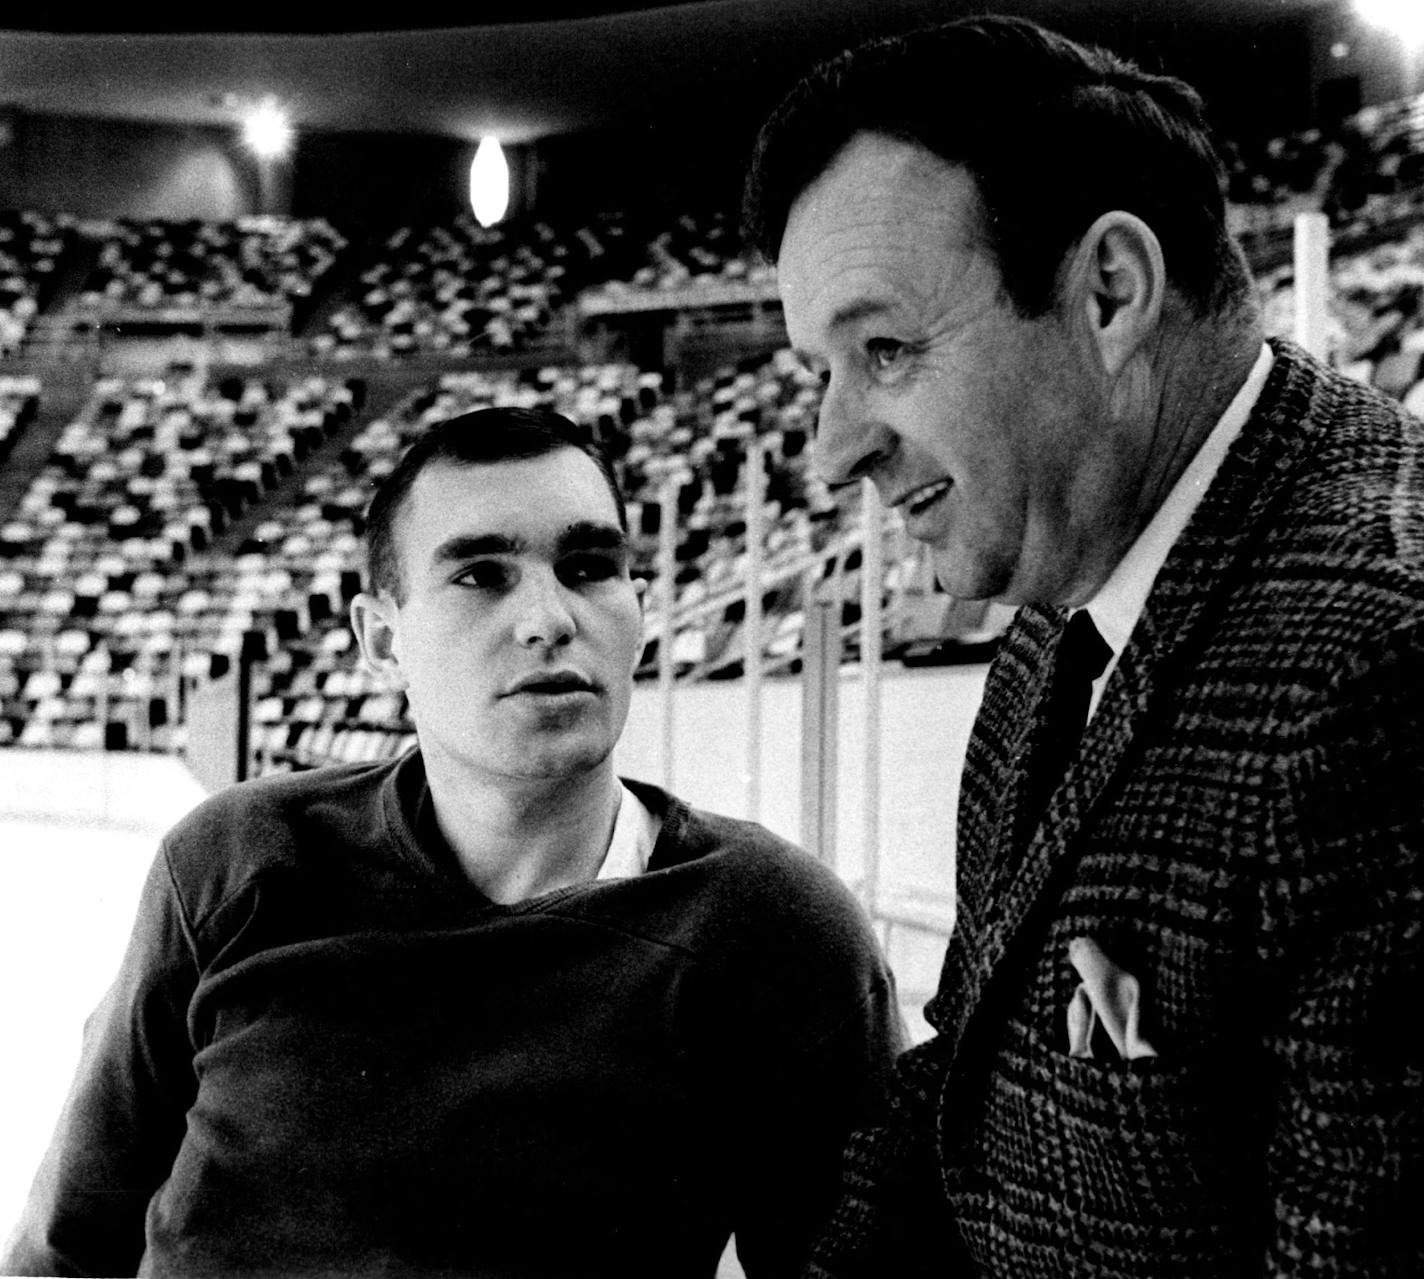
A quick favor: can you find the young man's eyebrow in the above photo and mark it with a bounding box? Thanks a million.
[430,525,626,565]
[430,532,524,565]
[558,522,629,555]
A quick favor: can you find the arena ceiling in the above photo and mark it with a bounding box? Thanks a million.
[0,0,1340,146]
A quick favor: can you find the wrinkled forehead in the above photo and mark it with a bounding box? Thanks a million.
[780,132,986,253]
[777,134,994,348]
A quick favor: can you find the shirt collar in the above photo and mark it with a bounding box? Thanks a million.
[1081,342,1273,697]
[596,781,660,880]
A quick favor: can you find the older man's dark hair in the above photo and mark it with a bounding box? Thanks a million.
[364,406,629,603]
[743,14,1254,318]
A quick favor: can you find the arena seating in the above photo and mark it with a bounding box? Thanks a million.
[76,216,346,316]
[308,213,637,360]
[1258,221,1424,410]
[0,211,70,356]
[0,376,39,464]
[3,84,1424,761]
[310,208,770,359]
[0,372,359,750]
[577,208,776,311]
[1227,91,1424,256]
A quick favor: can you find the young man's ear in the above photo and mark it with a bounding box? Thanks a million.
[350,592,408,689]
[632,575,650,668]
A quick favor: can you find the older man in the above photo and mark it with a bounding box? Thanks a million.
[3,408,901,1278]
[745,15,1423,1277]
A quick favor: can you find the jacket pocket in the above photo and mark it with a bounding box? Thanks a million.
[948,1015,1253,1275]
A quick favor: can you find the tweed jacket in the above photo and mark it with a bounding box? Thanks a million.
[809,339,1424,1278]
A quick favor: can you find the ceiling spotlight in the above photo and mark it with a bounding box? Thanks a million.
[241,101,293,160]
[470,136,510,228]
[1354,0,1424,48]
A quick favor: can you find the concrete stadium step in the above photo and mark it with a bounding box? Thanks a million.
[0,371,97,526]
[205,365,438,555]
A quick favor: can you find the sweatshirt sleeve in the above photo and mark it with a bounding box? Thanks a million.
[1,845,200,1276]
[731,962,907,1279]
[802,1028,968,1277]
[709,846,909,1279]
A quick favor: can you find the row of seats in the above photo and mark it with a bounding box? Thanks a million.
[0,376,39,462]
[1258,221,1424,413]
[0,372,360,749]
[307,208,767,360]
[2,203,773,358]
[1227,90,1424,252]
[0,211,70,355]
[576,209,775,308]
[76,216,347,313]
[312,216,574,359]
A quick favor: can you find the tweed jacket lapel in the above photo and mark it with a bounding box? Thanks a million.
[932,339,1336,1071]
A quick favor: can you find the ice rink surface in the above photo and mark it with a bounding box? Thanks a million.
[0,752,208,1249]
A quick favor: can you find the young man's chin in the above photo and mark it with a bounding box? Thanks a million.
[502,736,617,783]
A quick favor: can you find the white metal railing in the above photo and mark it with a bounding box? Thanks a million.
[1292,212,1331,360]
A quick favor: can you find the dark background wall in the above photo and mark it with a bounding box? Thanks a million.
[291,131,534,231]
[0,113,258,220]
[0,112,540,232]
[0,3,1392,231]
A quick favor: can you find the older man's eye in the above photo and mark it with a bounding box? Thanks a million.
[866,338,904,370]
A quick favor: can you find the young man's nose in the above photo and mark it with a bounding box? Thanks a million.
[512,573,577,648]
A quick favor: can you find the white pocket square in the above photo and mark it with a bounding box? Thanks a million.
[1065,936,1158,1062]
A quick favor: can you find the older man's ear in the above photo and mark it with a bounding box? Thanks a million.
[1071,210,1166,381]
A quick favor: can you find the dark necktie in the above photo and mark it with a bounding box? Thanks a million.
[1018,609,1112,844]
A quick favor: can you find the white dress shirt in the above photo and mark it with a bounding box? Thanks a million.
[1081,344,1274,720]
[595,781,661,879]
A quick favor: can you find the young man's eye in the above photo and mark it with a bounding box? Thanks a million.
[455,562,509,590]
[559,554,619,586]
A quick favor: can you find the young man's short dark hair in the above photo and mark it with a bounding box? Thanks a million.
[364,406,628,603]
[742,14,1253,318]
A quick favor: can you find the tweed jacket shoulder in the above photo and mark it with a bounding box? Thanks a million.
[810,339,1424,1278]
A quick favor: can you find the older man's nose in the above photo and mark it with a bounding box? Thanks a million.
[812,383,893,486]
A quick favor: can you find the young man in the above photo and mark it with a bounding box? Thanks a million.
[744,15,1424,1277]
[3,407,901,1277]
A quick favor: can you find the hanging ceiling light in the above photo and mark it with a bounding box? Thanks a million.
[470,136,510,228]
[241,100,293,161]
[1354,0,1424,49]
